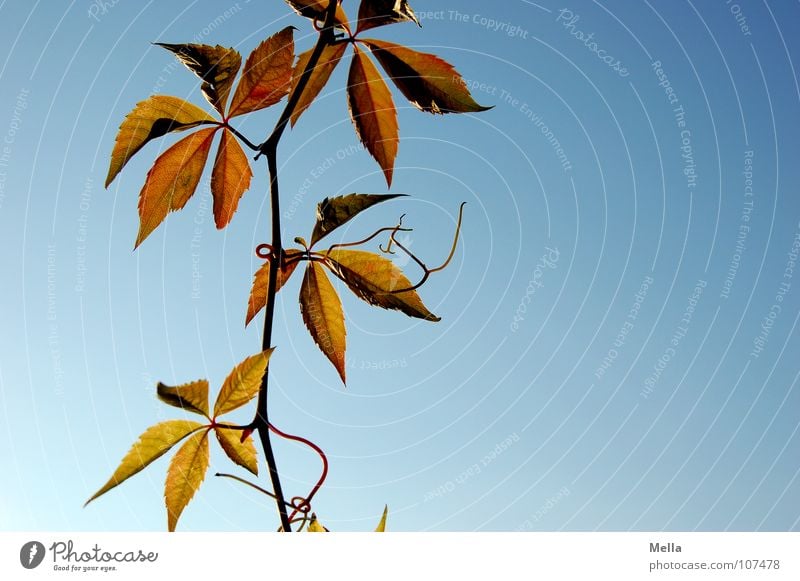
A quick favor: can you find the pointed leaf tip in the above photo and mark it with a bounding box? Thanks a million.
[300,263,347,383]
[165,430,210,531]
[213,351,274,417]
[310,193,406,247]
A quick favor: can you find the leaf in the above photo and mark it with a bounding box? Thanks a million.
[156,380,210,418]
[362,39,492,114]
[136,127,217,247]
[290,43,348,127]
[375,505,388,532]
[85,420,205,506]
[227,27,294,118]
[300,262,347,383]
[326,249,439,321]
[214,427,258,476]
[347,45,398,187]
[155,43,242,115]
[357,0,420,33]
[105,95,215,188]
[284,0,350,31]
[210,129,253,229]
[310,193,405,246]
[246,249,304,326]
[165,430,210,532]
[307,516,329,532]
[213,351,273,417]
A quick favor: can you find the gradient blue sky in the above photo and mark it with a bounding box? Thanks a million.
[1,0,799,532]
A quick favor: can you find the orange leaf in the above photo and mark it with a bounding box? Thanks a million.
[326,249,439,321]
[356,0,420,33]
[136,127,217,248]
[210,129,253,229]
[362,39,492,114]
[284,0,350,31]
[165,430,210,532]
[214,427,258,476]
[156,43,242,115]
[290,43,348,127]
[156,380,210,418]
[300,262,347,383]
[213,351,273,417]
[347,45,398,186]
[106,95,215,188]
[227,27,294,118]
[246,249,303,326]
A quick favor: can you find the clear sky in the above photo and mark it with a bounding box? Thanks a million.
[0,0,799,532]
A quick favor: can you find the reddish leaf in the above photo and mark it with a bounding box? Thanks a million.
[310,193,405,246]
[246,249,304,326]
[300,262,347,383]
[210,129,253,229]
[228,27,294,118]
[362,39,491,114]
[136,127,217,248]
[356,0,420,33]
[347,45,398,186]
[156,43,242,115]
[290,43,348,127]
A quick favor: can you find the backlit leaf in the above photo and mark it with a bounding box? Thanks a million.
[210,129,253,229]
[228,27,294,118]
[375,505,388,532]
[155,43,241,115]
[326,249,440,321]
[357,0,420,33]
[307,516,329,532]
[290,43,348,127]
[213,351,273,417]
[165,430,210,532]
[214,427,258,476]
[246,249,304,326]
[106,95,215,188]
[136,127,217,248]
[300,262,347,383]
[157,380,210,418]
[362,39,491,114]
[284,0,350,31]
[85,420,205,506]
[310,193,405,246]
[347,45,398,186]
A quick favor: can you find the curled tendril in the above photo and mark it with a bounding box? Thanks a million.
[255,243,274,260]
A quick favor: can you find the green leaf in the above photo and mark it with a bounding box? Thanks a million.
[213,351,273,417]
[156,380,210,418]
[311,193,406,247]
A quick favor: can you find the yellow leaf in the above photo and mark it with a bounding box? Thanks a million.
[156,43,242,115]
[310,193,405,247]
[156,380,210,418]
[290,43,348,127]
[85,420,205,506]
[300,262,347,383]
[105,95,215,188]
[307,516,329,532]
[246,249,303,326]
[136,127,217,248]
[326,249,439,321]
[213,351,273,417]
[228,27,294,118]
[284,0,350,31]
[362,39,492,114]
[210,129,253,229]
[375,504,388,532]
[347,45,398,187]
[357,0,419,33]
[214,427,258,476]
[165,430,210,532]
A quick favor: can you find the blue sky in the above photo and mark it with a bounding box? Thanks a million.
[1,0,799,532]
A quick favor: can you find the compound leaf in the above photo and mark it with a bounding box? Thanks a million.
[211,129,253,229]
[85,420,205,506]
[357,0,420,33]
[136,127,217,248]
[214,427,258,476]
[290,43,348,127]
[165,430,210,532]
[326,249,439,321]
[300,262,347,383]
[311,193,405,246]
[347,45,398,187]
[155,43,242,115]
[156,380,210,418]
[228,27,294,118]
[362,39,491,114]
[213,351,273,417]
[106,95,215,188]
[246,249,304,326]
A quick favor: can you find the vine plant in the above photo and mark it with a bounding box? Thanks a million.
[86,0,488,532]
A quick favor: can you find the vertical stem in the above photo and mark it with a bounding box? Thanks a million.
[252,0,341,533]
